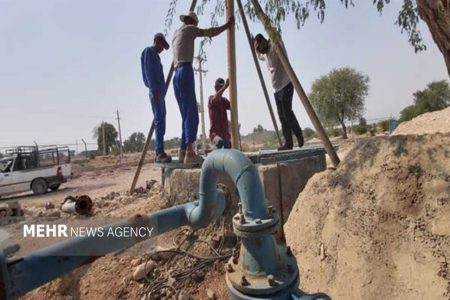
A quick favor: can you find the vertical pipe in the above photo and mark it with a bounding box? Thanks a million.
[197,58,207,155]
[81,139,88,159]
[236,0,282,147]
[249,0,340,167]
[226,0,240,149]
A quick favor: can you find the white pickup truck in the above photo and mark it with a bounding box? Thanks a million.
[0,146,72,197]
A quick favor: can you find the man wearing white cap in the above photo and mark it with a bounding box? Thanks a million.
[172,11,234,164]
[141,33,172,163]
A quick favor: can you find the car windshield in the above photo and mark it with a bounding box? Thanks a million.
[0,158,13,172]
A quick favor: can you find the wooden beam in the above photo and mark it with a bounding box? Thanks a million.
[249,0,340,167]
[226,0,240,149]
[236,0,282,147]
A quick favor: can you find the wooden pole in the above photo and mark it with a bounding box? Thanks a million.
[130,122,155,193]
[249,0,340,167]
[226,0,239,149]
[129,0,199,193]
[236,0,282,147]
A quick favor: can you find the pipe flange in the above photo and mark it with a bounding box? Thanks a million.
[226,273,300,300]
[225,244,299,296]
[232,213,278,233]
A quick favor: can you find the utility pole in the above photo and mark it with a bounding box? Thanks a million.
[116,109,124,159]
[81,139,88,159]
[194,54,208,155]
[102,122,106,156]
[226,0,239,149]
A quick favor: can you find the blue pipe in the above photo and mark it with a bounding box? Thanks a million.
[187,149,267,228]
[3,203,196,298]
[0,150,330,300]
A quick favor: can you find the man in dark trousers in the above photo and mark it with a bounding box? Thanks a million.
[208,78,231,149]
[172,11,233,164]
[141,33,172,163]
[254,33,304,150]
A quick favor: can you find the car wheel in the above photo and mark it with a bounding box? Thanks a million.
[32,178,48,195]
[50,184,61,191]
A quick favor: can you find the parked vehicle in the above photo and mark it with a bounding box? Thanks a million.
[0,146,71,197]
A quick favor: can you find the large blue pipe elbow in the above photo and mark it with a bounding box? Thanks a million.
[187,149,267,228]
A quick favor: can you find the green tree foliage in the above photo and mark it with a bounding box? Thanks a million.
[165,137,181,150]
[309,68,369,139]
[353,117,368,135]
[123,132,146,153]
[253,124,265,133]
[377,120,390,132]
[167,0,426,53]
[399,80,450,123]
[303,127,316,139]
[399,105,417,123]
[93,122,118,155]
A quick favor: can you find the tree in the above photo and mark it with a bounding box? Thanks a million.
[253,124,265,133]
[353,117,368,135]
[93,122,118,155]
[399,105,417,123]
[414,80,450,114]
[168,1,450,77]
[309,68,369,139]
[399,80,450,123]
[303,127,316,139]
[377,120,390,132]
[123,132,146,153]
[416,1,450,77]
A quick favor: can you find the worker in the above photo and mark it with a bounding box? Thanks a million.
[172,11,234,164]
[208,78,231,149]
[253,34,304,150]
[141,33,172,163]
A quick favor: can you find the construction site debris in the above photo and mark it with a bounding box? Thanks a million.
[146,180,157,190]
[0,201,23,218]
[61,195,93,215]
[206,289,217,300]
[133,261,157,281]
[177,292,192,300]
[45,202,55,210]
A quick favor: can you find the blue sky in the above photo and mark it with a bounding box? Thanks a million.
[0,0,447,151]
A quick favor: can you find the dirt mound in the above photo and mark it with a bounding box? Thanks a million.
[285,133,450,299]
[393,107,450,136]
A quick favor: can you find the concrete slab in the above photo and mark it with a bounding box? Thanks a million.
[162,153,326,223]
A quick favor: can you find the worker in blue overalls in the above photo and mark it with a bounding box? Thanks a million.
[172,12,234,164]
[141,33,172,163]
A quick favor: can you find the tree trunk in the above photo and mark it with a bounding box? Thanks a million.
[416,0,450,78]
[337,117,348,139]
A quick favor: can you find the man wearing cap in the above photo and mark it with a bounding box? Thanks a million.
[253,33,304,151]
[172,11,234,164]
[141,33,172,163]
[208,78,231,149]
